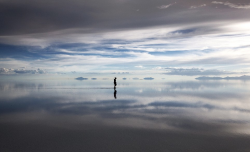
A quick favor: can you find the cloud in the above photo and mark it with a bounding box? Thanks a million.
[14,68,46,74]
[196,75,250,80]
[57,72,67,75]
[1,26,250,74]
[135,66,143,68]
[0,67,46,74]
[1,0,245,37]
[0,0,206,35]
[113,72,130,74]
[144,77,154,80]
[0,68,13,74]
[152,66,162,70]
[212,1,250,9]
[37,68,46,74]
[190,4,206,9]
[165,68,233,76]
[157,4,173,9]
[75,77,88,80]
[0,0,249,38]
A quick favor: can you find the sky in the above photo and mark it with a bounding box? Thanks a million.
[1,0,250,76]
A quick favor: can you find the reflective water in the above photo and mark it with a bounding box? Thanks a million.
[1,78,250,152]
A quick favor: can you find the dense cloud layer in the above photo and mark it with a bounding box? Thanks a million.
[0,0,250,35]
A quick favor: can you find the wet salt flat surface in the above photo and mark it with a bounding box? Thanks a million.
[1,78,250,152]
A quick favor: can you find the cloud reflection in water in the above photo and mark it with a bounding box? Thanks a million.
[0,79,250,151]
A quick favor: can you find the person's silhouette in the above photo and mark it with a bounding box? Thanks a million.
[114,77,117,87]
[114,77,117,99]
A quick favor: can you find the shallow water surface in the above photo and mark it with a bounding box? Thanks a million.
[1,78,250,152]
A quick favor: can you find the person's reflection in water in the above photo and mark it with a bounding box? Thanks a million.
[114,87,117,99]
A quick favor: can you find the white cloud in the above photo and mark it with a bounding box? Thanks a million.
[165,68,234,76]
[14,68,46,74]
[0,68,13,74]
[135,65,145,69]
[0,67,46,74]
[158,4,172,9]
[212,1,250,9]
[37,68,46,74]
[1,21,250,74]
[190,4,206,9]
[157,2,176,9]
[0,58,30,69]
[152,67,162,70]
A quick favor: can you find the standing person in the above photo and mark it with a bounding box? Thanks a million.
[114,77,117,99]
[114,77,117,87]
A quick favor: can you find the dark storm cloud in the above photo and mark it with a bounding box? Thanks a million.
[1,0,250,35]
